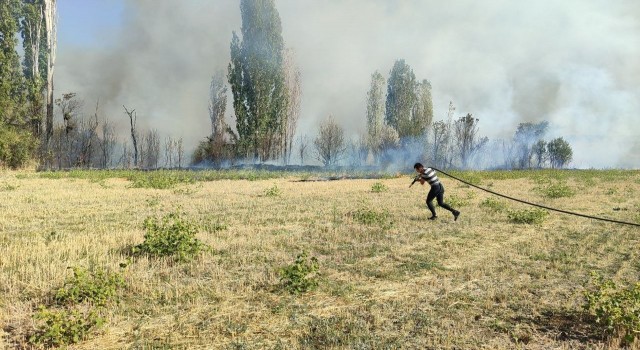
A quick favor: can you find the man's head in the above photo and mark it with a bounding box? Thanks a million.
[413,162,424,173]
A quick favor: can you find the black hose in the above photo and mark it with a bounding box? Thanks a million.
[432,167,640,228]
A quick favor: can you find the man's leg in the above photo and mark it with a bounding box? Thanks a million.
[436,185,461,220]
[426,186,438,219]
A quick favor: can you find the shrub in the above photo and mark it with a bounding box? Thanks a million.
[584,274,640,345]
[371,182,388,193]
[480,197,508,213]
[54,267,125,306]
[263,184,282,197]
[350,208,393,229]
[133,213,207,262]
[507,208,548,224]
[279,251,320,294]
[537,182,575,199]
[29,306,105,347]
[0,127,37,169]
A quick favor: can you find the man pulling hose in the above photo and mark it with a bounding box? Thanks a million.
[411,163,461,221]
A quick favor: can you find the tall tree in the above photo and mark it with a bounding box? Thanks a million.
[365,71,385,160]
[43,0,56,146]
[314,116,346,166]
[20,0,48,135]
[0,0,25,125]
[282,48,301,164]
[513,121,549,168]
[413,79,433,135]
[547,137,572,169]
[209,71,227,141]
[453,113,488,169]
[228,0,288,162]
[385,59,417,139]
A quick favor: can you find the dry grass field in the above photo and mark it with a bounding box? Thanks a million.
[1,169,639,349]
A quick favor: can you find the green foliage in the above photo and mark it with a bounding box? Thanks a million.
[547,137,573,169]
[370,182,388,193]
[350,208,393,229]
[133,213,207,262]
[228,0,287,161]
[444,194,469,208]
[263,184,282,197]
[385,59,431,138]
[0,126,37,169]
[480,197,508,213]
[279,251,320,294]
[54,267,125,307]
[29,306,105,347]
[584,274,640,344]
[537,182,576,199]
[507,208,549,224]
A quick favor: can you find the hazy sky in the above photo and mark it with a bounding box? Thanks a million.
[55,0,640,168]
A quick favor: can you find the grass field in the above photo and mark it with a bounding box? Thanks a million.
[1,169,639,349]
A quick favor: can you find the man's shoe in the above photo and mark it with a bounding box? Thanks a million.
[453,210,460,221]
[428,216,438,220]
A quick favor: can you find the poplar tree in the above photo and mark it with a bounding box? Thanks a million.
[386,60,417,139]
[0,0,24,125]
[228,0,288,162]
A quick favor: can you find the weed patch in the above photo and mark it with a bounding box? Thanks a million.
[132,213,207,262]
[480,197,508,213]
[279,251,320,294]
[507,208,549,224]
[371,182,388,193]
[349,208,393,229]
[584,274,640,345]
[54,267,125,307]
[29,306,105,347]
[537,182,576,199]
[263,184,282,197]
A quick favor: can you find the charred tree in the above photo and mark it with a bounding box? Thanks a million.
[123,105,138,167]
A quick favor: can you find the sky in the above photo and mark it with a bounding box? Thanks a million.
[55,0,640,168]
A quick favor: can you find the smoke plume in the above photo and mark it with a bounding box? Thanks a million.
[56,0,640,168]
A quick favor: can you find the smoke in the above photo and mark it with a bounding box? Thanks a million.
[56,0,640,168]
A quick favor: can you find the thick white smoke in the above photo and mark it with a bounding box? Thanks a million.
[56,0,640,168]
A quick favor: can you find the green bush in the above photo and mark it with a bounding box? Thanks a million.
[133,213,207,262]
[263,184,282,197]
[507,208,549,224]
[537,182,576,199]
[350,208,393,229]
[0,126,37,169]
[584,274,640,344]
[29,306,105,347]
[480,197,508,213]
[371,182,388,193]
[54,267,125,306]
[128,171,196,189]
[279,251,320,294]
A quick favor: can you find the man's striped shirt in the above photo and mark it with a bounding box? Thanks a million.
[419,167,440,186]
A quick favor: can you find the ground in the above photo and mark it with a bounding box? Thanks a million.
[0,169,639,349]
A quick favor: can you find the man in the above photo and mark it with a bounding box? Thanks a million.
[413,163,460,221]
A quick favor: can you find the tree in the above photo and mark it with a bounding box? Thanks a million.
[204,71,229,166]
[43,0,56,147]
[385,59,418,139]
[20,0,48,136]
[413,79,433,135]
[365,71,385,162]
[123,105,138,167]
[531,139,547,168]
[513,121,549,169]
[547,137,572,169]
[314,116,346,166]
[453,114,488,169]
[297,134,308,165]
[0,0,25,126]
[228,0,288,162]
[282,48,301,164]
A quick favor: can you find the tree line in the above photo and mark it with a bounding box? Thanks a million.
[0,0,573,170]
